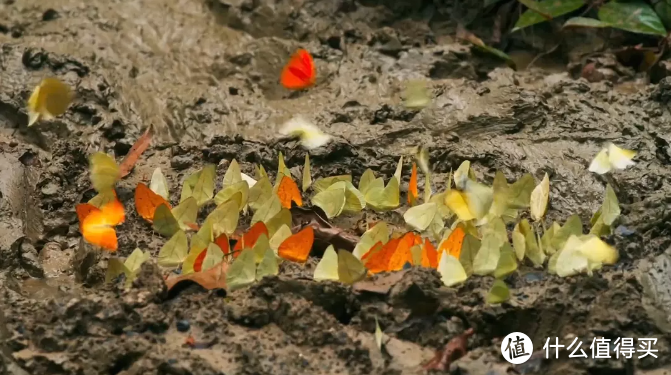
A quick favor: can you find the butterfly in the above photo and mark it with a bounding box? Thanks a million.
[27,77,73,127]
[280,49,316,90]
[588,143,636,175]
[77,197,126,251]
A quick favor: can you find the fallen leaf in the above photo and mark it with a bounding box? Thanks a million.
[166,261,229,291]
[352,270,407,294]
[119,126,153,178]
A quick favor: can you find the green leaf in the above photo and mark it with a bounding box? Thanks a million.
[472,44,517,68]
[598,1,667,36]
[654,0,671,30]
[601,184,620,226]
[563,16,610,28]
[517,0,553,18]
[513,0,585,32]
[486,279,510,304]
[485,0,506,7]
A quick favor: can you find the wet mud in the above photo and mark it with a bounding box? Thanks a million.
[2,0,671,374]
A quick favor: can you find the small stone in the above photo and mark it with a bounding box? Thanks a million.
[41,182,60,196]
[170,155,193,170]
[42,9,59,21]
[176,320,190,332]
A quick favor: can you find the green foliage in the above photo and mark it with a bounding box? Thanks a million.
[513,0,668,38]
[598,1,667,36]
[564,17,610,28]
[513,0,585,32]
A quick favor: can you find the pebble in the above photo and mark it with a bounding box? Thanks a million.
[176,320,190,332]
[170,155,193,170]
[615,225,636,237]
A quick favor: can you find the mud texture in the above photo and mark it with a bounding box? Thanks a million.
[2,0,671,374]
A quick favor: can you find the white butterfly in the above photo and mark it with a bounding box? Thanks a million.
[279,116,332,150]
[588,143,636,175]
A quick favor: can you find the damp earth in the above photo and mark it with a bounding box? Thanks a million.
[2,0,671,374]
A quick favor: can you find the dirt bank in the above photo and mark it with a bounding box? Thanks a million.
[1,0,671,374]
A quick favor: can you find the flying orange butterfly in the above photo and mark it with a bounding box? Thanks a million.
[408,162,418,205]
[280,49,316,90]
[77,198,125,251]
[278,226,314,263]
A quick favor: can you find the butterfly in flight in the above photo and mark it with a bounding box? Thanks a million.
[281,49,316,90]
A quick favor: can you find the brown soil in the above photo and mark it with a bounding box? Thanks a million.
[2,0,671,374]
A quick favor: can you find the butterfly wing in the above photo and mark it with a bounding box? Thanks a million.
[278,226,314,263]
[281,49,316,90]
[81,199,125,251]
[135,182,171,222]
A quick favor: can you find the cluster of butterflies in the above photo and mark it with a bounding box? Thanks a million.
[27,45,638,296]
[75,138,627,296]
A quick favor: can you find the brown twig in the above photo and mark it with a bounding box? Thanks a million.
[423,328,475,371]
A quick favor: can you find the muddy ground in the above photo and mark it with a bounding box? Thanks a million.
[2,0,671,374]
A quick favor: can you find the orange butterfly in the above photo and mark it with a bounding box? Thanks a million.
[232,222,269,256]
[193,248,207,273]
[408,162,418,205]
[276,175,302,209]
[215,234,230,257]
[135,182,171,222]
[361,241,384,262]
[364,238,400,274]
[278,226,314,263]
[438,226,466,262]
[77,198,125,251]
[421,238,438,268]
[280,49,316,90]
[387,232,418,271]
